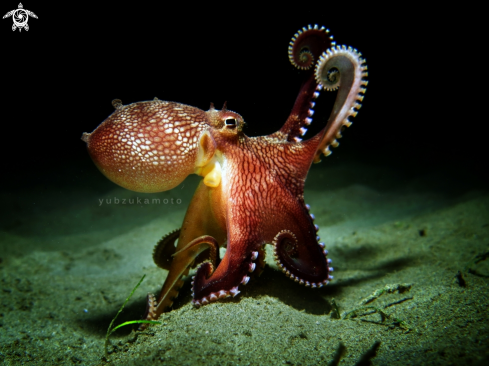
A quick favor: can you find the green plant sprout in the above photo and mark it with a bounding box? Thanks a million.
[104,274,161,360]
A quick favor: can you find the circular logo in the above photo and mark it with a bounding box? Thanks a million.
[12,9,28,28]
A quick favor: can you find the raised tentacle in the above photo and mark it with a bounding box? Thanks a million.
[272,25,334,141]
[313,46,368,162]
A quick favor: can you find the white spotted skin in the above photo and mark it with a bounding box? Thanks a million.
[83,100,207,193]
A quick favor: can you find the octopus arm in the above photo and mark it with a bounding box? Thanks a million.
[274,74,319,142]
[270,196,331,287]
[271,25,334,142]
[191,230,262,306]
[313,46,368,162]
[148,180,226,321]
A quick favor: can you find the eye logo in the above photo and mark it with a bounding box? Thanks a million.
[3,3,37,32]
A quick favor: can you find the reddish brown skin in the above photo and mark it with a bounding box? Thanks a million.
[192,125,325,299]
[82,25,367,323]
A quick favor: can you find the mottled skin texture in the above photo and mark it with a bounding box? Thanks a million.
[82,25,368,325]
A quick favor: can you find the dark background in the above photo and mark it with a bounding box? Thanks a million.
[1,3,483,190]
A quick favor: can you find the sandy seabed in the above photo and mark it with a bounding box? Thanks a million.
[1,158,488,366]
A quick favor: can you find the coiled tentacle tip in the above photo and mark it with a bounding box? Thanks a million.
[288,24,334,70]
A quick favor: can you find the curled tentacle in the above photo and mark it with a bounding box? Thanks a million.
[272,229,333,288]
[153,228,181,270]
[313,45,368,162]
[288,24,334,70]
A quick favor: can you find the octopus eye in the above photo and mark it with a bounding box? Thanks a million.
[225,118,237,129]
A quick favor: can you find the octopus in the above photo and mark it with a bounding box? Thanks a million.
[81,25,367,325]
